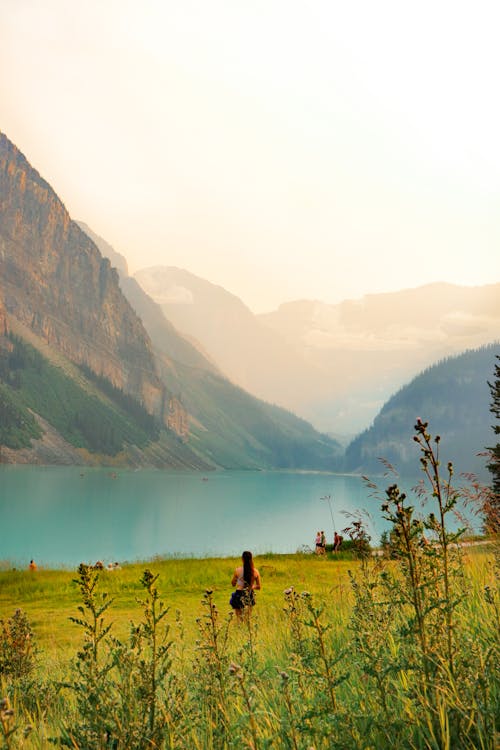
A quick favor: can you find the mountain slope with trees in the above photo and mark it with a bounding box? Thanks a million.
[344,344,498,478]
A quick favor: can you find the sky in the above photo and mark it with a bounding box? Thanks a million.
[1,0,499,313]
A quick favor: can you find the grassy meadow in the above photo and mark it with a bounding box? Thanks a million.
[0,543,498,749]
[0,553,355,660]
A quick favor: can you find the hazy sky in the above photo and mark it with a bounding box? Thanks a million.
[1,0,499,312]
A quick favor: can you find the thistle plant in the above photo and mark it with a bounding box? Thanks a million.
[0,697,17,750]
[69,563,114,669]
[61,563,116,749]
[413,418,463,674]
[191,589,232,747]
[228,661,262,750]
[350,420,496,748]
[281,587,348,747]
[348,559,397,723]
[132,569,172,740]
[282,587,311,668]
[0,609,36,680]
[301,592,347,717]
[107,569,174,749]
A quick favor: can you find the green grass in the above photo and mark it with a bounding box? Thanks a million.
[0,546,497,750]
[0,554,354,659]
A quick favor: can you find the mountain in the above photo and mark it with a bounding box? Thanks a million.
[78,228,342,470]
[343,344,498,478]
[0,131,341,469]
[76,221,129,277]
[134,266,326,417]
[134,267,500,435]
[0,134,170,417]
[258,287,500,432]
[75,224,216,373]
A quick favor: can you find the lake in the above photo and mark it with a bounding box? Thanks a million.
[0,466,480,569]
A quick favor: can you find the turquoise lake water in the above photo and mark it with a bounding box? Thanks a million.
[0,466,478,568]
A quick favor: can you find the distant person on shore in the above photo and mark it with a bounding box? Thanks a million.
[28,559,37,571]
[320,530,326,554]
[333,532,343,552]
[315,531,322,554]
[230,550,261,621]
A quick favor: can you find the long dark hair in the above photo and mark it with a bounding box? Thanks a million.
[242,550,254,587]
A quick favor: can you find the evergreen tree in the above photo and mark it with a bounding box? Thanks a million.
[486,354,500,532]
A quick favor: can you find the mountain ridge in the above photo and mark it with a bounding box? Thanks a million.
[0,131,342,469]
[134,264,499,433]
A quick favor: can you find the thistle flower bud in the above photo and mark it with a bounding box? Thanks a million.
[229,662,241,675]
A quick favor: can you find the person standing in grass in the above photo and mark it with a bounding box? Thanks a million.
[230,550,261,620]
[315,530,322,554]
[320,530,327,554]
[333,531,343,552]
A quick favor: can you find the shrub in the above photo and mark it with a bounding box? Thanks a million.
[0,609,36,680]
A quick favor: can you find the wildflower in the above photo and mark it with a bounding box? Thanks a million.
[229,662,241,675]
[283,587,294,595]
[279,670,290,682]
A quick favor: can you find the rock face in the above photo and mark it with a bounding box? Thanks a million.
[0,132,171,425]
[0,297,8,337]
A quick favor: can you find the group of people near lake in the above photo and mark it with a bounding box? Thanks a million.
[94,560,121,571]
[315,530,343,555]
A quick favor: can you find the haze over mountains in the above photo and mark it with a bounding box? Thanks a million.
[134,267,500,435]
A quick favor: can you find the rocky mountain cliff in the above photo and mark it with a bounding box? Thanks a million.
[0,132,168,423]
[77,224,218,374]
